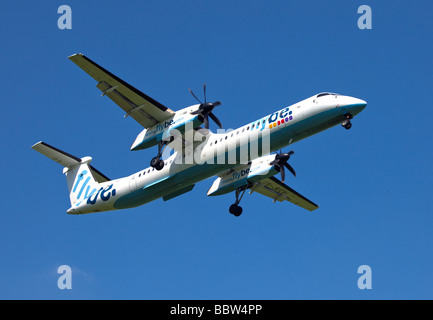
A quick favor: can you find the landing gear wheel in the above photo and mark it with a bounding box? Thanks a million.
[341,119,352,130]
[155,159,164,171]
[229,204,243,217]
[150,140,171,170]
[150,157,165,170]
[150,157,159,168]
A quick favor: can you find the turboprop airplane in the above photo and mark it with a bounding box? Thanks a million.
[31,53,366,217]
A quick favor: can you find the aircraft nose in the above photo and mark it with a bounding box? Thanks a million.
[344,97,367,116]
[353,97,367,108]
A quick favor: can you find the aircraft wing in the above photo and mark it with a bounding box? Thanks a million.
[68,53,176,128]
[251,176,319,212]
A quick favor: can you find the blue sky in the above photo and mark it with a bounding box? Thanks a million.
[1,0,432,299]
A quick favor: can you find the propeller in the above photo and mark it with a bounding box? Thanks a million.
[270,150,296,183]
[189,84,222,130]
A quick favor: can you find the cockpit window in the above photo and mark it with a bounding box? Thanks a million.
[317,93,330,97]
[317,92,340,98]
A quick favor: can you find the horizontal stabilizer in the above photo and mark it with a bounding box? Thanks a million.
[31,141,110,183]
[32,141,81,168]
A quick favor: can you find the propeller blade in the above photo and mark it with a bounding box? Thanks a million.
[203,84,206,103]
[189,88,202,104]
[280,165,286,183]
[208,112,223,129]
[203,115,209,129]
[284,162,296,177]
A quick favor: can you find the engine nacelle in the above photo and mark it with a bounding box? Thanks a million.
[130,105,203,151]
[207,154,279,196]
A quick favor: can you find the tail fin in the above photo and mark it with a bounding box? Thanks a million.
[31,141,110,207]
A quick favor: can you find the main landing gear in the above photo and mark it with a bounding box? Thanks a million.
[229,186,248,217]
[150,141,168,171]
[341,113,353,130]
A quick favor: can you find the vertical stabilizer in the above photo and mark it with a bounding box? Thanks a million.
[64,158,99,207]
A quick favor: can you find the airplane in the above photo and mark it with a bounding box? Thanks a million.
[31,53,367,217]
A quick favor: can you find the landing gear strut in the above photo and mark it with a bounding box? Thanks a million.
[229,186,247,217]
[341,113,353,130]
[150,141,168,171]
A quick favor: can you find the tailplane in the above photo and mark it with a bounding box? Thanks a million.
[31,141,110,207]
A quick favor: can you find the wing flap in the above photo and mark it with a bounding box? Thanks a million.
[253,177,319,212]
[69,53,176,128]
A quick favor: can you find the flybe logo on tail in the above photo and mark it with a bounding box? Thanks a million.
[72,170,116,206]
[86,184,116,205]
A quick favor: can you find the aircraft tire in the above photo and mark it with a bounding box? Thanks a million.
[150,157,159,168]
[342,119,352,130]
[229,204,242,216]
[155,159,164,171]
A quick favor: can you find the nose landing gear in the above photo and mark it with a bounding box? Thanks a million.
[341,113,353,130]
